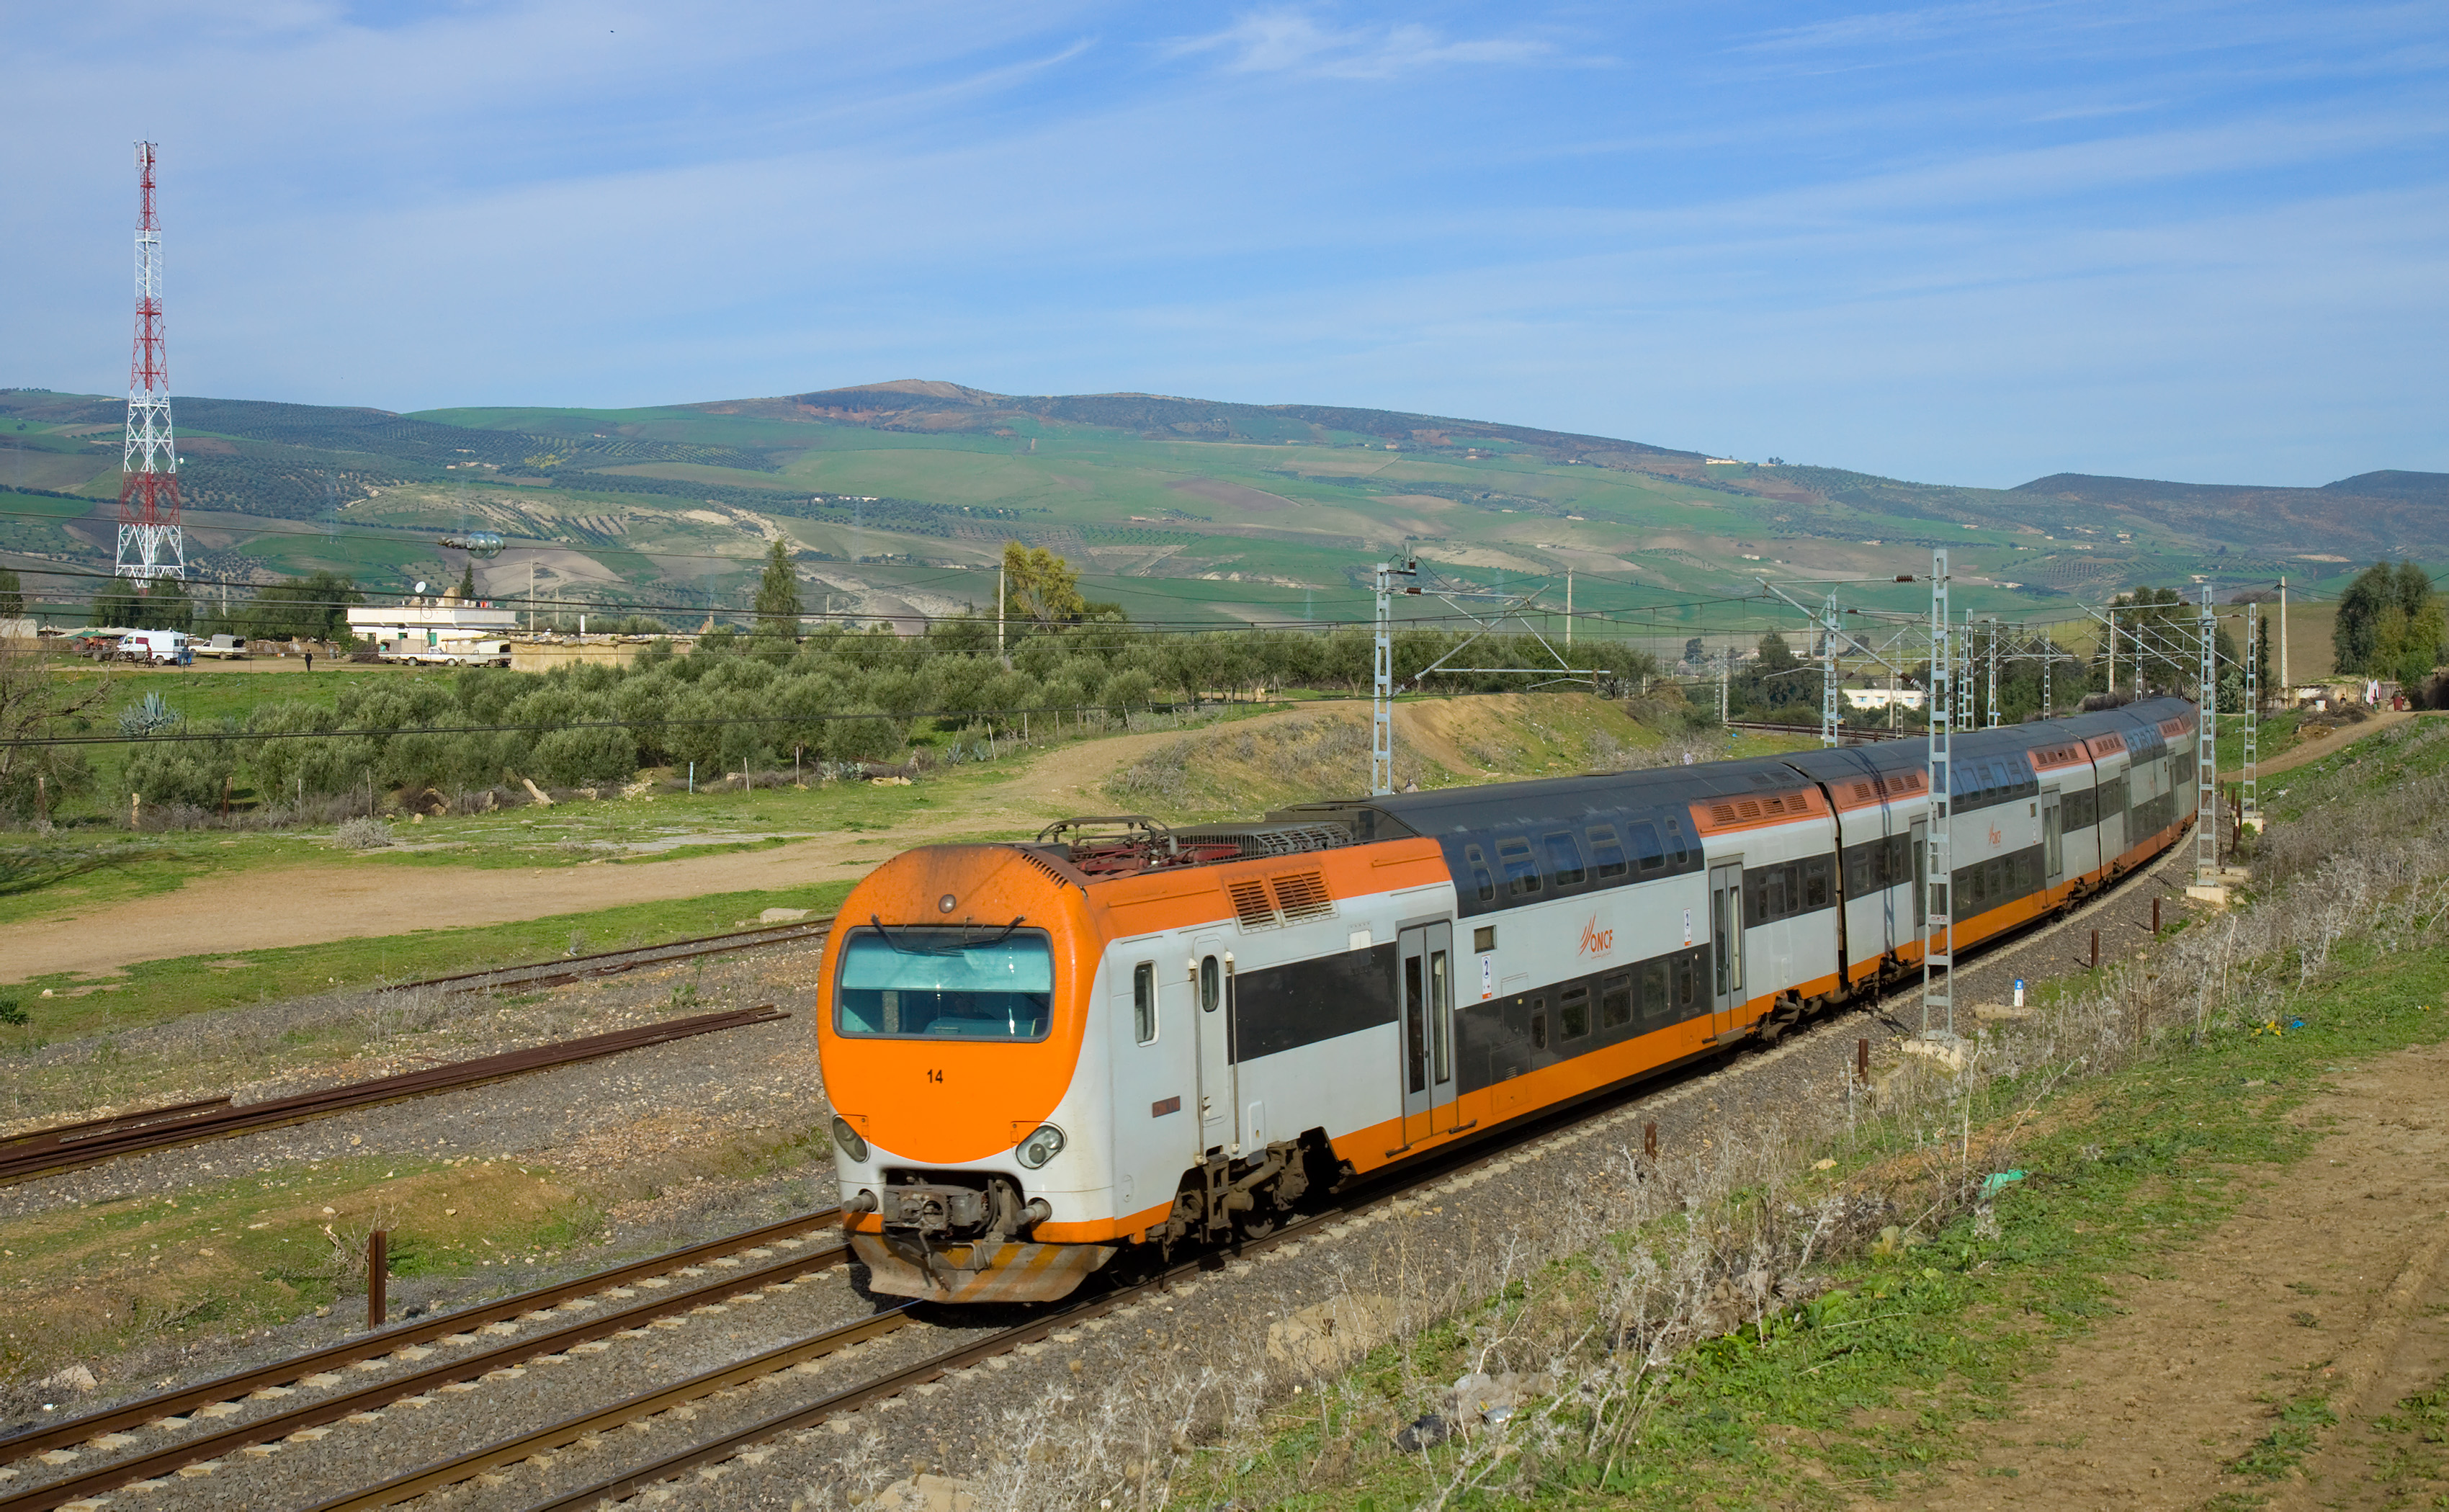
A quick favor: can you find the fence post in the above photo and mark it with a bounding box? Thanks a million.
[368,1230,388,1330]
[1644,1122,1658,1161]
[1857,1037,1870,1083]
[2091,929,2101,970]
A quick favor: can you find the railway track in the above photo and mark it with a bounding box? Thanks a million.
[0,1006,789,1189]
[382,918,835,998]
[1,842,2198,1511]
[0,1210,852,1509]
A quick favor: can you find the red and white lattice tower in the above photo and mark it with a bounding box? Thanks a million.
[117,141,184,581]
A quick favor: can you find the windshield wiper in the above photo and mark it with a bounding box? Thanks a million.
[872,913,1027,954]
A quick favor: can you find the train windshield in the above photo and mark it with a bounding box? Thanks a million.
[834,927,1055,1041]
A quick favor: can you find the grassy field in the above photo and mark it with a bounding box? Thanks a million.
[0,878,856,1046]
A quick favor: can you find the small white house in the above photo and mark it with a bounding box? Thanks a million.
[1843,686,1927,711]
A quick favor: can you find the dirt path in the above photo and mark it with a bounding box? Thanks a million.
[0,720,1261,983]
[1904,1039,2449,1509]
[2228,709,2418,781]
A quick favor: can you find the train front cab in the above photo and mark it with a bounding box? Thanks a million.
[818,843,1129,1305]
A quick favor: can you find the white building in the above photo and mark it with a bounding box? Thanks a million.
[1843,686,1927,711]
[346,596,518,662]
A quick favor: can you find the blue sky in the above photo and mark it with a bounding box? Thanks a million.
[5,1,2444,488]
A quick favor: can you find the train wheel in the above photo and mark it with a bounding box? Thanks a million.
[1234,1206,1279,1241]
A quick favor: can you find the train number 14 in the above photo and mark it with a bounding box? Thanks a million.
[926,1068,944,1083]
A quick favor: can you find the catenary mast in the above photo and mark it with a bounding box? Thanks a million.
[117,141,183,583]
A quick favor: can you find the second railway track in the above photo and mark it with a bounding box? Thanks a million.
[381,917,836,998]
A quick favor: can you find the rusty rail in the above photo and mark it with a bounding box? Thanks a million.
[0,1209,851,1505]
[381,917,833,997]
[0,1006,789,1187]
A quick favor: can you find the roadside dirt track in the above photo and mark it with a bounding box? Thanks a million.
[1903,1038,2449,1511]
[0,717,1290,984]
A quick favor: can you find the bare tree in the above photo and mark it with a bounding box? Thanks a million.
[0,637,112,827]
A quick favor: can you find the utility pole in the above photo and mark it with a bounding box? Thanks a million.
[2195,586,2218,889]
[2242,598,2262,833]
[2040,628,2052,716]
[2278,576,2289,695]
[1719,644,1730,725]
[996,560,1006,664]
[1371,547,1417,795]
[1564,570,1573,648]
[1984,622,2001,729]
[117,143,184,583]
[1925,550,1954,1040]
[1819,589,1841,747]
[527,558,534,635]
[2107,608,2118,699]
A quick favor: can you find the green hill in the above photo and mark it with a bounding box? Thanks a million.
[1,382,2429,633]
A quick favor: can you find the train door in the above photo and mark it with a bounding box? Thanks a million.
[1191,941,1237,1156]
[1708,861,1746,1037]
[1909,817,1928,952]
[1398,922,1456,1147]
[2041,788,2064,892]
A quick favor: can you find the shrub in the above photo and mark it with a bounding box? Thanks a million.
[336,816,395,849]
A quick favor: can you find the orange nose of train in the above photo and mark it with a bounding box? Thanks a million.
[816,845,1092,1168]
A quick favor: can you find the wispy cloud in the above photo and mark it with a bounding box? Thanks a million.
[1165,9,1559,79]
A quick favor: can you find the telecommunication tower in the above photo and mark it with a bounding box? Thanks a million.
[117,142,183,582]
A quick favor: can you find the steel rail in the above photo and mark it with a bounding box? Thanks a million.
[299,1305,922,1512]
[380,918,834,998]
[0,1006,790,1188]
[0,1207,847,1481]
[0,1215,852,1509]
[0,1098,231,1152]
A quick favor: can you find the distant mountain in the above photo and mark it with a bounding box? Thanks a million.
[702,380,1706,463]
[2005,471,2449,560]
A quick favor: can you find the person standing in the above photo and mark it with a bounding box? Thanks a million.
[305,650,313,673]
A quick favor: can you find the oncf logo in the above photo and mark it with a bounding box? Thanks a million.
[1579,916,1615,957]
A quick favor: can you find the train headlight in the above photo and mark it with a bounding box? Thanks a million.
[830,1116,869,1163]
[1015,1123,1066,1170]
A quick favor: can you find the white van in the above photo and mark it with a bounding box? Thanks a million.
[117,630,194,666]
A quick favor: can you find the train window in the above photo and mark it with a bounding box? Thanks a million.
[1641,961,1667,1022]
[1474,925,1495,952]
[1404,954,1426,1094]
[1531,1002,1549,1051]
[1804,856,1832,910]
[1429,949,1452,1086]
[1559,985,1590,1041]
[1200,955,1221,1013]
[1589,825,1629,880]
[1664,817,1692,866]
[1462,844,1497,905]
[1675,954,1696,1011]
[1601,972,1631,1028]
[1629,821,1667,873]
[1132,962,1156,1044]
[1497,836,1541,897]
[835,928,1054,1042]
[1544,831,1588,888]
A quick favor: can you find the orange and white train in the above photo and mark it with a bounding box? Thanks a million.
[817,697,2199,1302]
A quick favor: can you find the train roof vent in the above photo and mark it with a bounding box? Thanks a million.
[1709,802,1737,826]
[1227,877,1279,930]
[1271,871,1336,923]
[1737,798,1764,821]
[1850,781,1876,805]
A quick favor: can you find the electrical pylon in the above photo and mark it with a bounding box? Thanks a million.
[117,142,183,582]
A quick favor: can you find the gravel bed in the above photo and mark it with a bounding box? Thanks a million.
[0,952,830,1224]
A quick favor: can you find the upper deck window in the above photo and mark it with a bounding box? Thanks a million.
[835,927,1054,1041]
